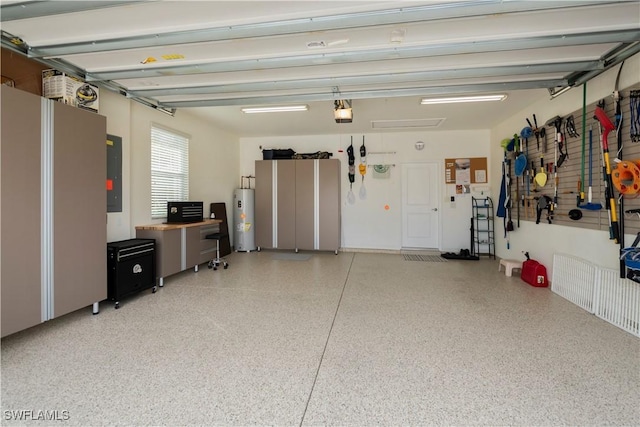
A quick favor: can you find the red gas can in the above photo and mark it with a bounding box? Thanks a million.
[521,253,548,287]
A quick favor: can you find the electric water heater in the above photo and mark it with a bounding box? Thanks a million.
[233,188,256,252]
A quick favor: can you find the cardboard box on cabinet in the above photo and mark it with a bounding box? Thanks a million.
[42,69,99,112]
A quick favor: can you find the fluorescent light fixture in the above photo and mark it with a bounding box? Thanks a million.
[421,94,507,105]
[241,105,308,113]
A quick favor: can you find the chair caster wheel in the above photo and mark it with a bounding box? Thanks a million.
[115,302,120,309]
[152,286,157,293]
[224,264,228,269]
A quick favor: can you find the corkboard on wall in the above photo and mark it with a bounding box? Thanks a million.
[1,47,48,96]
[445,157,488,184]
[505,82,640,241]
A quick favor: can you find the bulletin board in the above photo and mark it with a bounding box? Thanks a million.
[444,157,488,184]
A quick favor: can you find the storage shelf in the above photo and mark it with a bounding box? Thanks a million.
[472,196,495,259]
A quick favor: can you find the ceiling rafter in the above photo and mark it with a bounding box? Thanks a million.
[0,0,145,22]
[130,62,601,98]
[160,80,568,109]
[20,0,621,57]
[1,0,638,124]
[84,30,639,82]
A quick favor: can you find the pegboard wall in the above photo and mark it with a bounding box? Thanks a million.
[504,82,640,240]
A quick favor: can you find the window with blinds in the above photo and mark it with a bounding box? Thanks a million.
[151,125,189,219]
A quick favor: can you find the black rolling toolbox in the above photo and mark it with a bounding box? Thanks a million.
[107,238,156,309]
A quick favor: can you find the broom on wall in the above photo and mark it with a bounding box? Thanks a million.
[594,106,619,243]
[579,123,602,211]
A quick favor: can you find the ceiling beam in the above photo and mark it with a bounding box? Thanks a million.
[567,41,640,88]
[0,1,145,22]
[84,30,639,82]
[159,80,566,108]
[129,61,601,98]
[23,0,622,57]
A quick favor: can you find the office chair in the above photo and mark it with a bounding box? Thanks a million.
[206,232,229,270]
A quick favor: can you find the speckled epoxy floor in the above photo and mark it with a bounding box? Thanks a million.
[2,251,639,426]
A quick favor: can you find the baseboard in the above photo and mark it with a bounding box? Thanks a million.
[340,247,442,255]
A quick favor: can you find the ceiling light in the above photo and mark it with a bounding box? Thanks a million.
[241,105,308,113]
[420,94,507,105]
[334,99,352,123]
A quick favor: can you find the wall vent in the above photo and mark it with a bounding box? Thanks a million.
[371,118,445,129]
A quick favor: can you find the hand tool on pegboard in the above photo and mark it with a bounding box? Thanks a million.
[547,116,564,214]
[614,62,625,277]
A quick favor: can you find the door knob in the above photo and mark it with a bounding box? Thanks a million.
[432,208,438,211]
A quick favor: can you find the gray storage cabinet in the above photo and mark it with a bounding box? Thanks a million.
[255,159,340,253]
[1,85,43,337]
[135,220,222,287]
[1,86,107,337]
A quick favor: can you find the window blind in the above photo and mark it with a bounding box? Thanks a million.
[151,126,189,219]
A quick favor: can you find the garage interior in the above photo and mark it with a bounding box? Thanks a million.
[1,1,639,425]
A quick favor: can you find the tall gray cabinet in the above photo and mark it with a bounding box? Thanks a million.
[1,86,107,337]
[255,159,340,253]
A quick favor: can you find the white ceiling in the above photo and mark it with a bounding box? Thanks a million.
[2,0,639,137]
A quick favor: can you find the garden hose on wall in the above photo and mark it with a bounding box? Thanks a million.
[612,160,640,196]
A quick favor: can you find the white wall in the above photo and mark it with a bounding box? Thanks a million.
[103,51,640,267]
[99,95,239,243]
[239,53,640,264]
[491,53,640,274]
[129,103,239,237]
[240,130,490,251]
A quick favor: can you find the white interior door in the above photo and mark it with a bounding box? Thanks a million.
[402,163,440,249]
